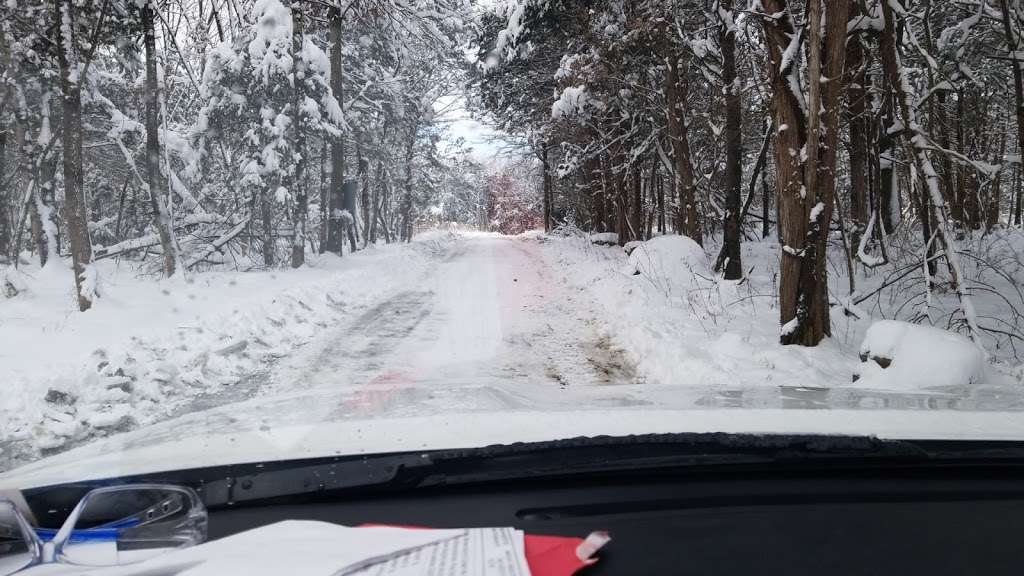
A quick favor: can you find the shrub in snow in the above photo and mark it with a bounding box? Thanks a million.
[550,223,586,238]
[855,320,987,390]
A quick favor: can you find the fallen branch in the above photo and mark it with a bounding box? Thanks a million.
[94,214,235,260]
[186,218,251,269]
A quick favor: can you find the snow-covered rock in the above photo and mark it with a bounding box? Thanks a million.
[622,240,644,255]
[626,235,711,290]
[855,320,986,389]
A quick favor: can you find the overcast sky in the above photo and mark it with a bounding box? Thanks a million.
[434,93,515,163]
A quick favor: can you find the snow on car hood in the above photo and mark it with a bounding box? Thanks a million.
[5,408,1024,490]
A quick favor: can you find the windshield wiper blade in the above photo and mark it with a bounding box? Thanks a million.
[195,433,930,507]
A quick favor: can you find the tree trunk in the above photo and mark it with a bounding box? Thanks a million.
[290,2,307,268]
[805,0,850,342]
[259,185,275,266]
[845,24,869,251]
[33,90,61,267]
[878,101,898,234]
[142,0,181,277]
[656,163,665,234]
[400,120,418,242]
[325,6,346,255]
[0,128,7,262]
[542,143,552,232]
[664,48,701,244]
[791,0,826,346]
[631,163,642,241]
[1015,163,1022,225]
[718,0,742,279]
[760,0,808,344]
[368,159,383,245]
[588,156,605,232]
[56,0,94,311]
[358,137,371,247]
[1000,0,1024,229]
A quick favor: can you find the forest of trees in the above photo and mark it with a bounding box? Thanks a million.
[0,0,490,311]
[472,0,1024,349]
[2,0,1024,354]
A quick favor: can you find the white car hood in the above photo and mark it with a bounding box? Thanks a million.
[4,408,1024,490]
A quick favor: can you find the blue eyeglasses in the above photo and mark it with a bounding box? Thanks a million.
[0,484,207,574]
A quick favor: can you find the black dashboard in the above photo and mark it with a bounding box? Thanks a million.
[22,436,1024,575]
[210,465,1024,574]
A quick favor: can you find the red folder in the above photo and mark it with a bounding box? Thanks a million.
[360,524,609,575]
[524,531,609,575]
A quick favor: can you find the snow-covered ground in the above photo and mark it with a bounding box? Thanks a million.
[0,233,460,468]
[3,230,1024,478]
[537,232,1024,394]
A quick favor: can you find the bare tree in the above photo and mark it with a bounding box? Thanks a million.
[142,0,182,277]
[55,0,94,310]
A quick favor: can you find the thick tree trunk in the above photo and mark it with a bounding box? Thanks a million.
[791,0,826,346]
[142,1,180,277]
[290,2,307,268]
[325,7,346,255]
[718,0,742,279]
[804,0,850,342]
[760,0,808,344]
[56,0,94,311]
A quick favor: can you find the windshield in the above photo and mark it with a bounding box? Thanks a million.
[2,0,1024,484]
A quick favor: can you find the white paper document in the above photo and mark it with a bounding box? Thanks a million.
[17,521,531,576]
[22,521,466,576]
[349,527,530,576]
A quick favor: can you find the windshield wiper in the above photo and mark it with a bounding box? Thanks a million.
[193,433,938,507]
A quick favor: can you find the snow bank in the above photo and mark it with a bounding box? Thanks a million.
[626,235,711,296]
[538,235,857,391]
[589,232,618,246]
[0,234,460,464]
[855,320,987,390]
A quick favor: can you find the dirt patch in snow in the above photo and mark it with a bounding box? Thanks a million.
[585,335,640,384]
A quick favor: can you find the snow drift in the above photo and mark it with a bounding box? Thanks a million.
[855,320,987,390]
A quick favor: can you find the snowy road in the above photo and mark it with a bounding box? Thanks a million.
[83,235,648,453]
[260,234,641,412]
[5,233,1024,480]
[82,234,1024,454]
